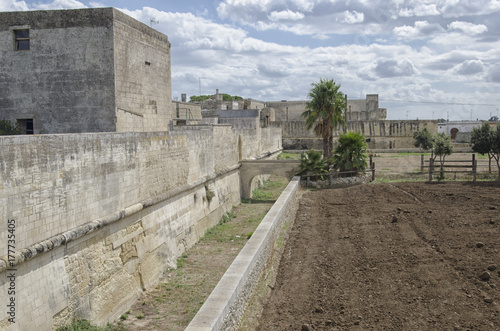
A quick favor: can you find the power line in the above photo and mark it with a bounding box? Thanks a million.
[380,99,498,107]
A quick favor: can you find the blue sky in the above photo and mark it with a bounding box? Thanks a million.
[2,0,500,121]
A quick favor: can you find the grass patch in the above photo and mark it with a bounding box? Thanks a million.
[176,254,188,268]
[251,188,274,200]
[219,212,236,225]
[262,177,288,189]
[476,154,490,159]
[57,320,124,331]
[277,152,301,160]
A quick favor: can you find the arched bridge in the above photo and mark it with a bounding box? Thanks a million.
[240,159,301,198]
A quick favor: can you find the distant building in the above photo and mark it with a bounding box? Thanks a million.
[438,120,498,143]
[438,121,483,139]
[266,94,387,122]
[268,95,436,150]
[0,8,172,134]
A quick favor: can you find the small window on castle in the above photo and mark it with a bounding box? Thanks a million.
[17,118,34,134]
[14,29,30,50]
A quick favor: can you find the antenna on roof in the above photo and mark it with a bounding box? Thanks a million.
[150,18,159,28]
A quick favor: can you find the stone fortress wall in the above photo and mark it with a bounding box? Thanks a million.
[276,120,438,150]
[268,95,437,150]
[0,125,281,330]
[0,8,172,134]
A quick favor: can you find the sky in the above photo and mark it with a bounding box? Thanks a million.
[1,0,500,121]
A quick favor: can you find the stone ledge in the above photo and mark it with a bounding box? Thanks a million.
[0,164,241,274]
[185,176,301,331]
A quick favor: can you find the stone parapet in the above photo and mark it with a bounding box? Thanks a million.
[186,177,301,331]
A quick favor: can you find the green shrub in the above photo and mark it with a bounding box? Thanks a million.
[298,150,328,179]
[331,132,367,177]
[0,119,23,135]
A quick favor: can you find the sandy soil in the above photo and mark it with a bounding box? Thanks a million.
[257,181,500,330]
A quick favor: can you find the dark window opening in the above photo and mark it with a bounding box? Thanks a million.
[14,29,30,51]
[17,119,34,134]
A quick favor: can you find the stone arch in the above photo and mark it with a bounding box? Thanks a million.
[450,128,459,140]
[239,160,301,198]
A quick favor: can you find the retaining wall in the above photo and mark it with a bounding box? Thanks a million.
[186,177,301,331]
[0,125,281,330]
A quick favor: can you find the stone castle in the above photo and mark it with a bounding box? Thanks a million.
[1,7,435,331]
[0,8,282,331]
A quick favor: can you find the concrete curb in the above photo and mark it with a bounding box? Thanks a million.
[185,176,301,331]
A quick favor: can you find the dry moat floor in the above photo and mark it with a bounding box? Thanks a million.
[115,161,500,330]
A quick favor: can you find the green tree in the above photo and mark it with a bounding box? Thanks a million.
[301,79,346,163]
[433,133,453,180]
[331,131,368,177]
[0,119,23,135]
[470,123,494,172]
[413,128,435,158]
[298,150,328,179]
[189,95,212,102]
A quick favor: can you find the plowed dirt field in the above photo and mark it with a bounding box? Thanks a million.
[257,182,500,330]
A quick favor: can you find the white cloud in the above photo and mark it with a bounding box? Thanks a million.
[374,58,418,78]
[342,10,364,24]
[268,10,304,21]
[32,0,86,10]
[0,0,29,11]
[487,64,500,83]
[398,4,440,17]
[447,21,488,35]
[393,21,445,40]
[89,2,105,7]
[453,60,485,75]
[441,0,500,17]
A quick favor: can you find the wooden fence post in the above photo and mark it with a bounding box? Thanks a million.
[473,159,477,182]
[421,154,424,172]
[371,162,375,181]
[428,158,434,182]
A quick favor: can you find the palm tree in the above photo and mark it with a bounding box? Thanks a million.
[301,79,346,163]
[331,131,368,177]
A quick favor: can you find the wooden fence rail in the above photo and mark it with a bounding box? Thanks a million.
[301,162,376,185]
[422,154,477,181]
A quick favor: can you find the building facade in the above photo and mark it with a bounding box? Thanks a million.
[267,94,387,122]
[267,94,436,150]
[0,8,172,134]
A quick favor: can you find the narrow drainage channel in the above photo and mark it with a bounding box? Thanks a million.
[105,176,290,331]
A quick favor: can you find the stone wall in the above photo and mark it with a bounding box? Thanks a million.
[0,125,281,330]
[172,101,202,122]
[267,101,307,121]
[219,110,260,129]
[113,9,172,132]
[0,8,116,134]
[0,8,172,134]
[278,120,438,150]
